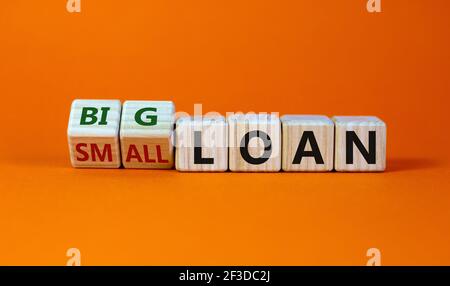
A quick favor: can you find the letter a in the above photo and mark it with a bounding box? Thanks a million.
[292,131,324,164]
[367,0,381,13]
[366,248,381,266]
[67,0,81,13]
[66,248,81,266]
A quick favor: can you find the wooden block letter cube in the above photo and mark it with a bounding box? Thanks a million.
[67,99,122,168]
[281,115,334,172]
[175,116,228,172]
[120,101,175,169]
[228,114,281,172]
[333,116,386,172]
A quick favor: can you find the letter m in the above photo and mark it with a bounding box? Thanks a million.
[91,144,112,162]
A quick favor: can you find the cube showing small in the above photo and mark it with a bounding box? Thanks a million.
[67,99,122,168]
[120,100,175,169]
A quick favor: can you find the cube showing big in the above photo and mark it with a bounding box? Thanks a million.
[175,116,228,172]
[120,101,175,169]
[67,99,122,168]
[333,116,386,172]
[281,115,334,172]
[228,114,281,172]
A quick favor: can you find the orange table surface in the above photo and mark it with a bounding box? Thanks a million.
[0,1,449,265]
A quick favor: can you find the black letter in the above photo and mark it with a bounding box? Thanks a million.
[346,131,376,164]
[292,131,324,164]
[194,131,214,164]
[240,130,272,165]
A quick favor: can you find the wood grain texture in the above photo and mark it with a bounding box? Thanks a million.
[281,115,334,172]
[67,99,122,168]
[333,116,386,172]
[175,116,228,172]
[120,100,175,169]
[228,114,281,172]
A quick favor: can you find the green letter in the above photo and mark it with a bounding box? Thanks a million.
[98,107,110,125]
[135,107,157,126]
[80,107,98,125]
[80,107,110,125]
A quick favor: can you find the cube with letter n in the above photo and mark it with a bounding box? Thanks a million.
[333,116,386,172]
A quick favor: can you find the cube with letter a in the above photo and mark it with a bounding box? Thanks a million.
[281,115,334,172]
[67,99,122,168]
[120,100,175,169]
[333,116,386,172]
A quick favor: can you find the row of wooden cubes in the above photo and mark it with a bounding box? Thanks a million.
[68,100,386,172]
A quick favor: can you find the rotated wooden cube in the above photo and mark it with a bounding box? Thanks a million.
[281,115,334,172]
[333,116,386,172]
[228,114,281,172]
[175,116,228,172]
[67,99,122,168]
[120,100,175,169]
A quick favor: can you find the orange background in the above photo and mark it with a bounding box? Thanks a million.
[1,0,449,265]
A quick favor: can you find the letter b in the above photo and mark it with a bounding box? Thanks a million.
[80,107,110,125]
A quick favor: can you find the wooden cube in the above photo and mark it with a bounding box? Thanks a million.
[281,115,334,172]
[333,116,386,172]
[120,100,175,169]
[175,116,228,172]
[228,114,281,172]
[67,99,122,168]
